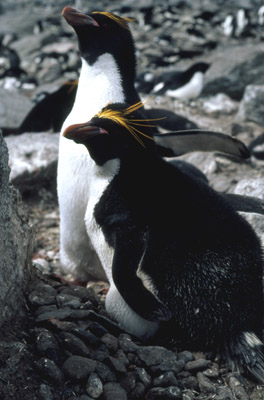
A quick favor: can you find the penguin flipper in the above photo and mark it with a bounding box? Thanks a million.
[221,193,264,215]
[154,129,250,159]
[112,231,171,322]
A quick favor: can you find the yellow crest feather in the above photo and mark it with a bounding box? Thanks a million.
[96,101,165,147]
[92,11,134,30]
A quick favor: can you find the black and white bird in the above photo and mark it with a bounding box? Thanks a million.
[57,7,140,283]
[63,101,264,383]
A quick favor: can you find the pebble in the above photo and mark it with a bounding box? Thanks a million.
[215,386,234,400]
[35,307,72,322]
[185,358,211,373]
[35,357,64,386]
[115,349,129,366]
[28,283,57,307]
[39,383,54,400]
[86,372,103,398]
[153,371,178,387]
[95,360,117,383]
[151,359,185,375]
[106,355,127,373]
[101,333,119,353]
[197,371,216,394]
[120,371,137,392]
[62,356,96,380]
[56,293,82,309]
[35,329,62,364]
[130,381,146,398]
[178,351,194,363]
[103,382,128,400]
[136,367,152,387]
[59,332,91,357]
[137,346,177,367]
[228,376,249,400]
[146,386,182,399]
[119,335,139,353]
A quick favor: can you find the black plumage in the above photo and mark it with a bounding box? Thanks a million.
[64,102,264,382]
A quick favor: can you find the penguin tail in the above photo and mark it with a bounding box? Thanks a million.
[226,331,264,383]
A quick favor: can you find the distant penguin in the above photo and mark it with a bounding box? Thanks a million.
[258,5,264,26]
[57,7,140,283]
[63,101,264,383]
[222,14,236,36]
[152,62,210,99]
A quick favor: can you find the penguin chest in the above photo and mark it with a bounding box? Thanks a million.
[84,159,120,283]
[166,71,204,99]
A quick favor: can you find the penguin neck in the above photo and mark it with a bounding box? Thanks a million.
[64,53,139,128]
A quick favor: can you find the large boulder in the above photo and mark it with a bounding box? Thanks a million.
[236,85,264,126]
[202,43,264,100]
[0,130,33,327]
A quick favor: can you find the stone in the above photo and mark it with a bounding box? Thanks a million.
[185,359,211,373]
[95,360,117,383]
[130,382,146,398]
[85,373,103,399]
[28,283,57,307]
[0,88,31,129]
[36,307,72,322]
[118,336,139,353]
[182,376,199,392]
[202,42,264,100]
[137,346,177,367]
[237,85,264,126]
[233,178,264,245]
[106,356,127,373]
[228,376,249,400]
[35,329,62,364]
[197,372,216,394]
[5,132,59,195]
[151,359,185,375]
[62,356,96,380]
[136,367,152,387]
[103,382,128,400]
[0,130,33,327]
[153,371,178,387]
[39,383,54,400]
[101,333,119,353]
[35,357,64,386]
[56,293,82,309]
[215,386,234,400]
[146,386,182,399]
[177,351,194,363]
[115,350,129,366]
[59,332,91,357]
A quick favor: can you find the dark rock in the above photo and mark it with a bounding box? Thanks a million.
[101,333,119,353]
[146,386,182,399]
[151,359,185,375]
[95,360,117,383]
[39,383,54,400]
[203,363,220,379]
[35,357,64,386]
[177,351,194,363]
[182,375,199,392]
[83,321,108,338]
[120,371,137,392]
[59,332,91,357]
[129,382,146,398]
[197,372,216,394]
[136,367,151,387]
[28,283,57,307]
[106,355,127,373]
[119,335,139,353]
[85,372,103,399]
[59,286,96,302]
[215,386,234,400]
[185,358,211,373]
[228,376,249,400]
[153,371,178,387]
[115,350,129,366]
[36,307,72,322]
[34,305,57,317]
[103,382,128,400]
[182,389,195,400]
[137,346,177,367]
[62,356,96,380]
[35,329,62,364]
[56,293,82,309]
[71,329,102,347]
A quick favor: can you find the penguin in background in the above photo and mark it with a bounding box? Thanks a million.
[151,62,210,99]
[63,101,264,383]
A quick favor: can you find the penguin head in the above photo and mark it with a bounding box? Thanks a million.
[63,102,157,165]
[62,7,136,80]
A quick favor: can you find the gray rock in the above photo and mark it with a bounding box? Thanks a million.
[36,307,72,322]
[151,359,185,375]
[146,386,182,399]
[120,371,137,392]
[197,372,216,394]
[178,351,194,363]
[129,381,146,398]
[137,346,177,367]
[86,373,103,399]
[5,132,59,195]
[35,357,64,385]
[56,293,82,309]
[62,355,96,380]
[237,85,264,126]
[203,43,264,100]
[39,383,54,400]
[153,371,178,387]
[95,360,117,383]
[59,332,91,357]
[0,88,31,128]
[136,367,152,387]
[101,333,119,353]
[215,386,235,400]
[118,335,139,353]
[103,382,128,400]
[233,178,264,245]
[106,356,127,373]
[228,376,249,400]
[115,350,129,366]
[182,376,199,392]
[0,131,33,327]
[28,283,57,307]
[185,359,211,373]
[35,329,61,363]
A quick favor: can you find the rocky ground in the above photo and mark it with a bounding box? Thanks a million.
[1,0,264,399]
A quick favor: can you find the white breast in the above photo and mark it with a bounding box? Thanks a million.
[84,159,120,283]
[57,53,125,280]
[166,71,204,100]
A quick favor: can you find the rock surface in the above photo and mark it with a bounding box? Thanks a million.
[0,130,33,326]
